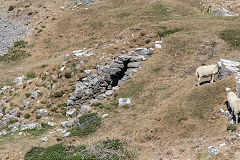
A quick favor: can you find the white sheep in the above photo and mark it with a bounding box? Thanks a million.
[226,88,238,109]
[226,88,239,123]
[196,64,219,86]
[232,99,240,124]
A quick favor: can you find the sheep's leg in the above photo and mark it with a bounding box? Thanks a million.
[236,113,238,124]
[211,75,214,83]
[197,77,201,86]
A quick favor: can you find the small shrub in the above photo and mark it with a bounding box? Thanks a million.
[101,139,123,150]
[146,39,152,44]
[25,93,31,98]
[227,124,237,132]
[8,5,15,11]
[28,12,33,16]
[65,72,72,79]
[50,91,64,98]
[25,72,36,80]
[70,113,101,137]
[41,64,48,68]
[25,113,31,119]
[36,115,42,119]
[14,40,27,48]
[158,28,183,38]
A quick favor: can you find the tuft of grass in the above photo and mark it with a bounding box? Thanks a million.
[65,72,72,79]
[70,113,101,137]
[50,91,64,98]
[116,12,130,18]
[220,29,240,48]
[25,72,36,80]
[8,5,15,11]
[25,93,31,98]
[158,28,183,38]
[24,113,31,119]
[227,124,237,132]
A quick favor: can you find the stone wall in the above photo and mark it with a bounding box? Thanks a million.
[67,48,154,111]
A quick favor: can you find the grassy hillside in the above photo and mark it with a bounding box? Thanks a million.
[0,0,240,159]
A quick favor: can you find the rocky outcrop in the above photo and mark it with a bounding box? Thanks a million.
[218,59,240,96]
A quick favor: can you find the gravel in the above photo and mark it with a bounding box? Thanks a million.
[0,11,27,56]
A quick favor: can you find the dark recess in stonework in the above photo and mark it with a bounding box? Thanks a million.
[110,59,130,87]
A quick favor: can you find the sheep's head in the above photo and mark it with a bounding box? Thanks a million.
[226,87,231,92]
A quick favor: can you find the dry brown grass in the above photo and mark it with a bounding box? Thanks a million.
[1,0,240,159]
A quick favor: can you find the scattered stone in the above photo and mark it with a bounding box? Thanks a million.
[10,127,18,133]
[61,119,75,128]
[31,90,40,99]
[105,90,113,96]
[21,123,41,131]
[66,108,76,116]
[118,98,132,106]
[207,146,219,157]
[8,122,20,128]
[48,122,55,127]
[62,132,70,138]
[36,109,48,116]
[1,86,10,91]
[80,105,91,114]
[40,137,48,142]
[13,75,26,84]
[102,114,109,118]
[84,70,91,74]
[23,99,30,107]
[219,142,226,148]
[219,108,225,114]
[2,129,9,135]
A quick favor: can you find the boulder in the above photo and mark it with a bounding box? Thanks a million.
[80,105,91,114]
[127,62,142,68]
[118,98,132,106]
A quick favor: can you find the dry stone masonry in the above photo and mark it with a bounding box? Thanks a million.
[66,48,154,113]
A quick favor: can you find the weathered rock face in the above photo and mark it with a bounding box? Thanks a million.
[72,0,98,6]
[66,48,154,111]
[218,59,240,96]
[0,11,26,56]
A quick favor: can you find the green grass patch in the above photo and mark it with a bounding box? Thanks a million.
[70,113,101,137]
[50,91,64,98]
[158,28,183,38]
[25,72,36,80]
[0,41,30,62]
[227,124,237,132]
[220,29,240,48]
[24,139,134,160]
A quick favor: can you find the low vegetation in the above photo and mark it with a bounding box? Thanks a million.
[227,124,237,132]
[24,139,134,160]
[220,29,240,48]
[0,40,30,62]
[70,113,101,137]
